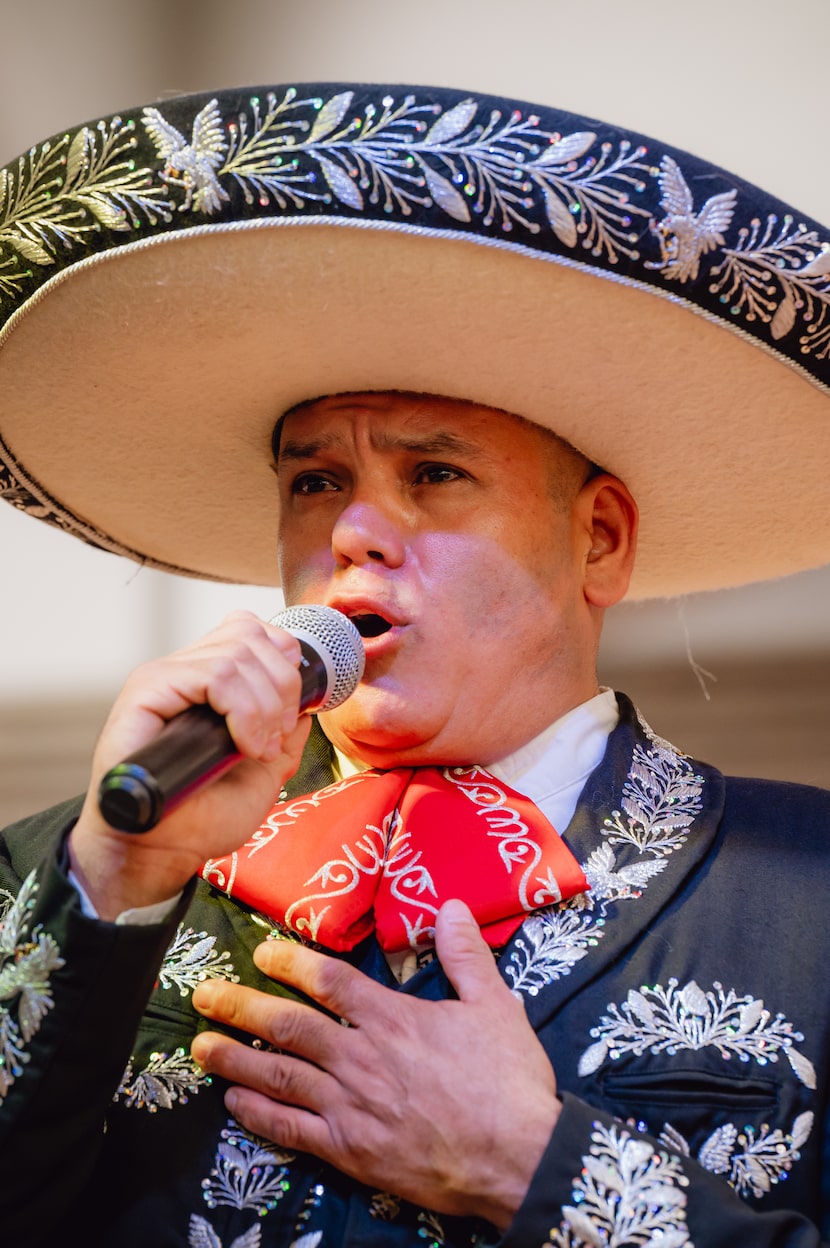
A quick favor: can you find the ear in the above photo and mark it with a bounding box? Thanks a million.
[576,473,638,608]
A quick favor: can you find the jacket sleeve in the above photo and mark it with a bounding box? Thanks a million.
[499,1093,828,1247]
[0,803,192,1239]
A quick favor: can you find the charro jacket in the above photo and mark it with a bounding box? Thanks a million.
[0,694,828,1246]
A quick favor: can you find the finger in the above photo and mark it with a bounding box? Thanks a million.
[191,1029,336,1116]
[172,614,304,757]
[434,899,506,1005]
[222,1085,336,1162]
[252,940,382,1026]
[99,614,303,768]
[192,979,347,1067]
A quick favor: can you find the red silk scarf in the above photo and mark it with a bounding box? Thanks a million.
[202,765,588,953]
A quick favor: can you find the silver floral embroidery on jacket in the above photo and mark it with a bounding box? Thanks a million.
[578,978,817,1086]
[505,722,701,998]
[188,1222,322,1248]
[603,739,704,857]
[158,923,240,996]
[659,1112,814,1200]
[201,1117,295,1214]
[579,978,817,1202]
[549,1121,691,1247]
[0,872,65,1104]
[114,1046,209,1110]
[504,907,601,997]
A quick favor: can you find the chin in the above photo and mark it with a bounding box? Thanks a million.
[323,717,479,772]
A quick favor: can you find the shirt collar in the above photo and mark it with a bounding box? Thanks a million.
[333,688,618,833]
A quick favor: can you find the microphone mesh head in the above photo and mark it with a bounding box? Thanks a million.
[270,604,365,711]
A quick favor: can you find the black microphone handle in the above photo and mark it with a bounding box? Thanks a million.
[97,639,328,833]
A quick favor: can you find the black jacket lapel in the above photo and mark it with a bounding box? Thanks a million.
[500,694,726,1030]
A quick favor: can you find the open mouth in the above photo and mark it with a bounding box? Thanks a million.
[350,612,394,639]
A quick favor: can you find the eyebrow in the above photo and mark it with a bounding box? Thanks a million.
[277,429,486,463]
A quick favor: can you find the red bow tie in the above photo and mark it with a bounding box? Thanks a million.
[202,765,588,954]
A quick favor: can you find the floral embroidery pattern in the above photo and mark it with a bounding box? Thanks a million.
[504,908,601,997]
[0,872,64,1104]
[201,1118,295,1214]
[0,88,651,311]
[602,743,704,857]
[188,1217,262,1248]
[709,215,830,359]
[158,923,240,996]
[0,116,172,301]
[548,1121,691,1246]
[1,86,825,354]
[660,1111,814,1200]
[369,1191,401,1220]
[417,1211,447,1247]
[578,979,816,1087]
[505,721,699,998]
[114,1046,209,1110]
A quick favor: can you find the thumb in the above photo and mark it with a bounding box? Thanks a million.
[434,898,502,1004]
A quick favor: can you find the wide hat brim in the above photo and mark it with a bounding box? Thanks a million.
[1,83,828,599]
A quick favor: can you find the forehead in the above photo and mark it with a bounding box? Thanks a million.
[276,391,551,459]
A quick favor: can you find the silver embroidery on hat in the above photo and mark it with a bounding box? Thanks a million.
[2,87,828,556]
[647,155,737,283]
[144,100,229,215]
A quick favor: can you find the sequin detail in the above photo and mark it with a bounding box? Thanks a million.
[417,1211,447,1246]
[201,1118,295,1213]
[1,86,825,354]
[659,1112,814,1200]
[158,923,240,996]
[578,979,816,1086]
[549,1122,691,1246]
[114,1047,209,1110]
[0,871,65,1103]
[188,1215,261,1247]
[369,1191,401,1220]
[505,718,701,997]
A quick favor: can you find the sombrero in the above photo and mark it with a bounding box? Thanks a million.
[0,82,828,599]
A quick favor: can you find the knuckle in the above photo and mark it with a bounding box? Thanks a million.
[312,956,353,1005]
[265,1056,307,1102]
[269,1004,307,1054]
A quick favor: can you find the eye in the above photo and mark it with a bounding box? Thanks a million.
[414,462,466,486]
[291,472,339,496]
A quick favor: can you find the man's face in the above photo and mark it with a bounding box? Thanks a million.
[276,392,605,767]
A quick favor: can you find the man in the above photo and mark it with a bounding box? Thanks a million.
[0,82,828,1245]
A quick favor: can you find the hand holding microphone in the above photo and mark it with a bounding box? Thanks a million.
[97,605,364,833]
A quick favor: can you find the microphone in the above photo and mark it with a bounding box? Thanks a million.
[97,605,365,834]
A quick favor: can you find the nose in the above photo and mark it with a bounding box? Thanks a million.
[331,499,407,569]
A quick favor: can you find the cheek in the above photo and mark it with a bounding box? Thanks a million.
[277,532,331,604]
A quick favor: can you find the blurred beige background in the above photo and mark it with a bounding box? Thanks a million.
[1,0,828,822]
